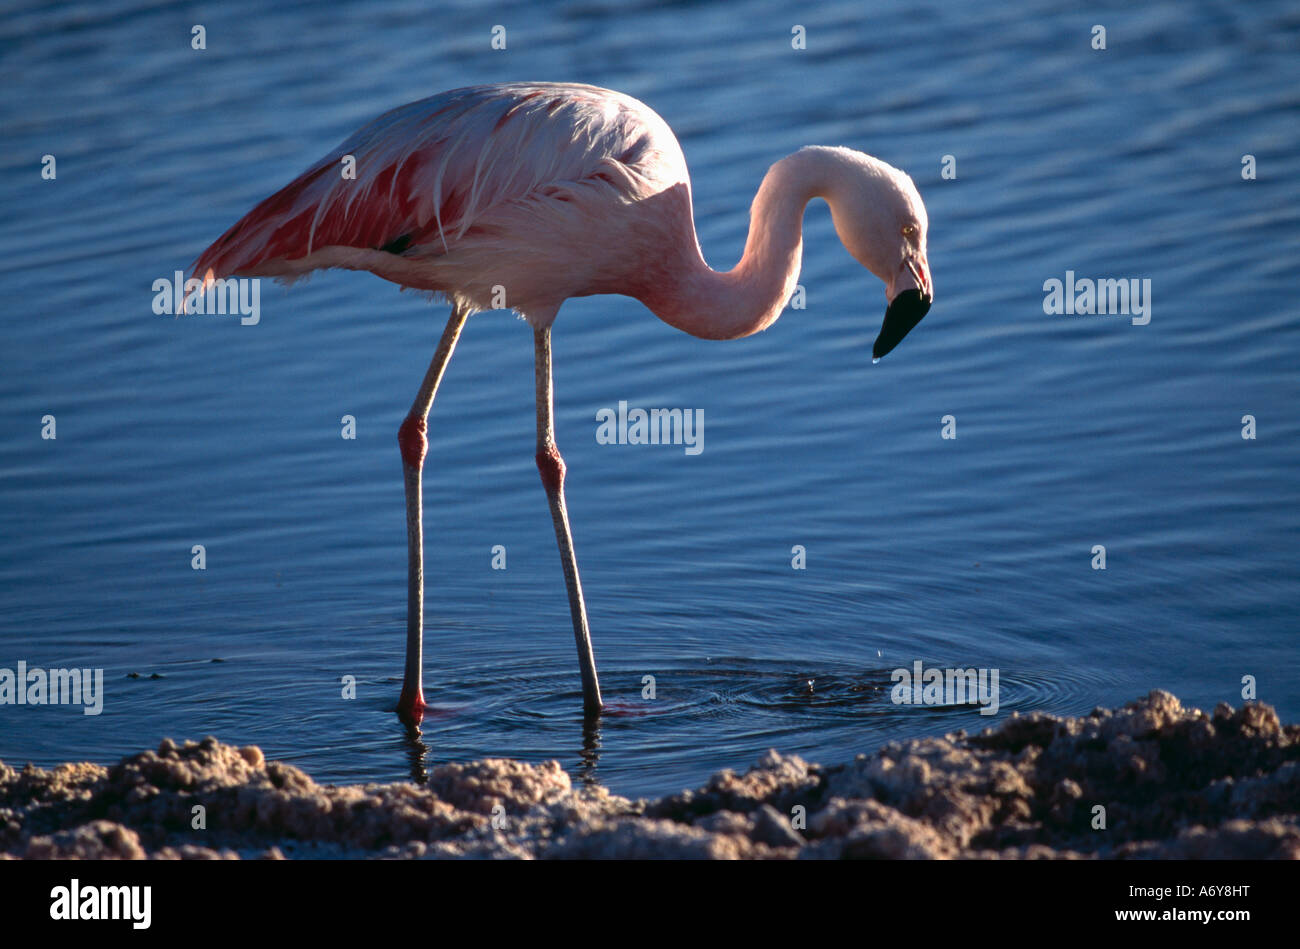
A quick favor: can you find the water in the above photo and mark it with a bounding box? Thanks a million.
[1,0,1297,798]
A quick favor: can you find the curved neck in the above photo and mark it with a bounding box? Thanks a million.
[638,148,843,341]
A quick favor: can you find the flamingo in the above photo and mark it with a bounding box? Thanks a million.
[187,82,933,724]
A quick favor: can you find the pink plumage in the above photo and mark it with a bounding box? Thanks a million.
[191,82,692,322]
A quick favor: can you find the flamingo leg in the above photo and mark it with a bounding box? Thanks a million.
[396,302,471,722]
[533,325,603,716]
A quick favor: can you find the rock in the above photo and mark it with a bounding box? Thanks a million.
[24,820,146,860]
[1,692,1295,859]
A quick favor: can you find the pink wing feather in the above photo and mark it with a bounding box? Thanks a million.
[189,83,664,291]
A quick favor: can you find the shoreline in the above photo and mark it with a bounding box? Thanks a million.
[3,690,1296,859]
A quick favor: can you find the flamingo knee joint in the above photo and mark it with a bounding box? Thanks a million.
[536,443,566,493]
[398,415,428,469]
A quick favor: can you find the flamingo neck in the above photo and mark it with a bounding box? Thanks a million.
[641,148,844,341]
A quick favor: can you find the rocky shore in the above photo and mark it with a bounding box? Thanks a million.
[3,690,1296,859]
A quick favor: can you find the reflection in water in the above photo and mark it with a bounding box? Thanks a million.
[398,699,605,789]
[578,715,603,788]
[401,721,430,786]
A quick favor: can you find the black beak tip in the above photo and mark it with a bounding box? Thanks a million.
[872,290,932,360]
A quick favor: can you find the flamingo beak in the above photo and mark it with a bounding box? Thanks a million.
[873,257,932,360]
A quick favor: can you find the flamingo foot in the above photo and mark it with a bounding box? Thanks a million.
[396,685,427,725]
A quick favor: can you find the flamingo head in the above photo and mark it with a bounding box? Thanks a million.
[823,149,933,360]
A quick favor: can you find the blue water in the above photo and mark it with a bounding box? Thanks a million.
[1,0,1296,798]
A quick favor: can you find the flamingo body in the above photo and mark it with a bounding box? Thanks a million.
[189,82,934,721]
[194,82,693,324]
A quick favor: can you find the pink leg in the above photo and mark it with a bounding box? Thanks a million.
[534,325,603,715]
[397,303,470,723]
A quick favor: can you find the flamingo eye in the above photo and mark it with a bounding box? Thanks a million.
[902,224,917,238]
